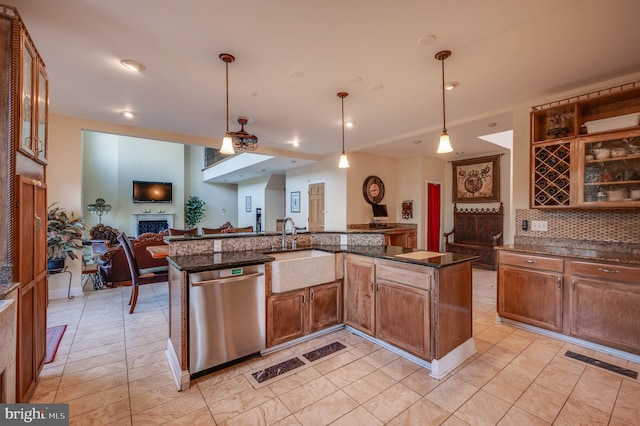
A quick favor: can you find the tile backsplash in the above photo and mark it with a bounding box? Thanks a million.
[515,209,640,252]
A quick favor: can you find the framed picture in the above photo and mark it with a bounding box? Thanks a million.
[245,196,252,212]
[451,155,500,203]
[291,191,300,213]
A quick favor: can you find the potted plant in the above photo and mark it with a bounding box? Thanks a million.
[47,203,85,271]
[184,195,206,229]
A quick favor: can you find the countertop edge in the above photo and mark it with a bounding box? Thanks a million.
[497,244,640,266]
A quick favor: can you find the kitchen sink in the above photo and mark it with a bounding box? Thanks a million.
[269,250,336,293]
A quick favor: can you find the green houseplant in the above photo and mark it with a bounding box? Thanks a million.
[47,203,85,270]
[184,195,206,229]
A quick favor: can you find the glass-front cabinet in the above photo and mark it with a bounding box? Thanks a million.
[578,130,640,207]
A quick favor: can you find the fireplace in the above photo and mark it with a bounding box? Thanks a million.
[132,213,174,236]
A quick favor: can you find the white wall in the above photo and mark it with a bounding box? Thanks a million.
[238,176,268,229]
[265,175,285,232]
[346,152,397,224]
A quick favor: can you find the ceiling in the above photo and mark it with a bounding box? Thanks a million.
[10,0,640,182]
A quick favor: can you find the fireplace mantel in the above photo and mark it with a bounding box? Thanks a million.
[132,213,174,236]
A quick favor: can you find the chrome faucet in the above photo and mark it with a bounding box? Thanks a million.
[282,217,296,249]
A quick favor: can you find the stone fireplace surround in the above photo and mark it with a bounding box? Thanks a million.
[131,213,174,236]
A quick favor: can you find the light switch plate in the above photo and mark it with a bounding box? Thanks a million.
[531,220,548,231]
[213,240,222,252]
[340,234,348,245]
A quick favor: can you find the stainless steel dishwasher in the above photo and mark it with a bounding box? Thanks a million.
[189,264,265,375]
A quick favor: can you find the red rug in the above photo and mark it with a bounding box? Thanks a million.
[45,325,67,364]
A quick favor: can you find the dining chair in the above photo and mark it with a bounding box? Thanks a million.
[117,233,169,314]
[202,227,226,234]
[168,227,198,236]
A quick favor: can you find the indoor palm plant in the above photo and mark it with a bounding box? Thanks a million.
[47,203,85,270]
[184,195,206,229]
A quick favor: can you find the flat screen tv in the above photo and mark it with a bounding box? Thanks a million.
[132,180,172,203]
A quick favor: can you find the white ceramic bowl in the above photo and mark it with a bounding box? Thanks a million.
[606,189,626,201]
[630,189,640,199]
[611,148,627,158]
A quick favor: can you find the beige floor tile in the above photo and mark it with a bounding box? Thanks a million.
[128,370,176,396]
[325,358,376,388]
[65,340,126,362]
[554,398,610,426]
[279,376,339,413]
[360,347,400,369]
[342,369,397,404]
[127,359,171,382]
[63,350,127,374]
[571,371,620,414]
[547,353,586,375]
[267,367,322,396]
[311,350,360,375]
[426,376,479,413]
[503,354,547,381]
[126,349,168,370]
[454,358,501,387]
[59,359,128,389]
[293,390,359,425]
[70,398,132,426]
[581,365,624,390]
[533,364,579,396]
[620,378,640,398]
[441,415,473,425]
[454,390,511,426]
[222,398,291,426]
[497,406,549,426]
[272,415,302,426]
[331,406,383,426]
[519,338,563,364]
[130,382,202,414]
[400,368,443,396]
[54,370,129,403]
[474,325,511,345]
[495,333,534,353]
[515,383,567,423]
[387,397,451,426]
[68,383,129,417]
[362,382,421,423]
[479,345,518,369]
[208,386,276,424]
[379,356,421,382]
[482,369,531,404]
[132,388,207,425]
[200,374,253,405]
[473,339,493,354]
[196,361,252,390]
[164,407,215,426]
[612,388,640,424]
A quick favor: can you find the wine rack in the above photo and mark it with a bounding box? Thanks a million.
[532,143,571,207]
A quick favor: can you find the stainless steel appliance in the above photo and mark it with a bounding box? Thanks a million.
[189,264,265,375]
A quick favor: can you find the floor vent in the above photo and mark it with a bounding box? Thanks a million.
[302,341,347,362]
[251,357,305,383]
[564,351,638,379]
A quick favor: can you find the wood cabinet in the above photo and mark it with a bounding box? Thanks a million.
[267,280,341,347]
[375,260,431,359]
[497,251,564,332]
[343,254,376,335]
[530,83,640,208]
[16,176,47,402]
[568,261,640,354]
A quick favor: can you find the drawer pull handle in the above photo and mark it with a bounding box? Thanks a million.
[557,277,561,289]
[571,280,575,291]
[597,268,619,274]
[524,259,536,263]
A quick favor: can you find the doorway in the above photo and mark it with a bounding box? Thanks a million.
[308,183,325,231]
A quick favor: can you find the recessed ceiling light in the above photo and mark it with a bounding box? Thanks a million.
[444,81,459,91]
[370,84,384,91]
[120,59,145,72]
[289,71,304,79]
[349,76,363,83]
[120,111,136,119]
[456,151,465,155]
[488,122,497,127]
[412,140,423,145]
[345,121,354,128]
[418,34,437,46]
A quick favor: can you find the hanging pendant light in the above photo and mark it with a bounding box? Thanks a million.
[337,92,350,168]
[435,50,453,154]
[218,53,259,155]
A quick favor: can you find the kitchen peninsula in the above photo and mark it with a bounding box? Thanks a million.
[162,231,477,391]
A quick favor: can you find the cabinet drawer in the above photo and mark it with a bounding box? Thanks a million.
[570,261,640,284]
[499,251,564,273]
[375,259,432,291]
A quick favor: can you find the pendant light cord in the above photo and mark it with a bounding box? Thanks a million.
[225,60,229,133]
[341,96,345,153]
[441,57,447,133]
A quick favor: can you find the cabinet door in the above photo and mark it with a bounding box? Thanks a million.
[309,281,341,334]
[577,130,640,207]
[376,279,430,359]
[19,38,35,157]
[35,64,48,164]
[569,277,640,354]
[267,289,308,347]
[343,256,375,335]
[498,266,563,332]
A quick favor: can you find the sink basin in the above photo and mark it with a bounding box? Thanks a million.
[270,250,336,293]
[395,251,445,261]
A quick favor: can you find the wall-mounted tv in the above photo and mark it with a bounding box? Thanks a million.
[132,180,173,203]
[372,203,389,220]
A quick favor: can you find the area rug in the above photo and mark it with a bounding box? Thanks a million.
[45,325,67,364]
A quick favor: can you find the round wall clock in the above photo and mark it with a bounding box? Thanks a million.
[362,175,385,204]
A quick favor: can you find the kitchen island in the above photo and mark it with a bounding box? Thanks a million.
[164,232,477,390]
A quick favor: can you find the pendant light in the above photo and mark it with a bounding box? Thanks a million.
[219,53,236,155]
[218,53,259,154]
[435,50,453,154]
[337,92,350,168]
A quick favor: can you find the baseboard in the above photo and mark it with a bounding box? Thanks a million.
[165,339,190,391]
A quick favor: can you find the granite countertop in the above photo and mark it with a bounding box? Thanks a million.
[167,244,477,273]
[0,283,20,299]
[497,244,640,266]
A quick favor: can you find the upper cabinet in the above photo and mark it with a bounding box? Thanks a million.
[17,29,48,164]
[530,83,640,209]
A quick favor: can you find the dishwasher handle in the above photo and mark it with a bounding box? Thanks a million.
[192,271,264,286]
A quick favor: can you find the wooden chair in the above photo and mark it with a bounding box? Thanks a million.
[202,227,225,234]
[232,226,253,233]
[168,227,198,236]
[117,233,169,314]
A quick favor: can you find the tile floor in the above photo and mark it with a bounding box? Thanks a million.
[31,269,640,425]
